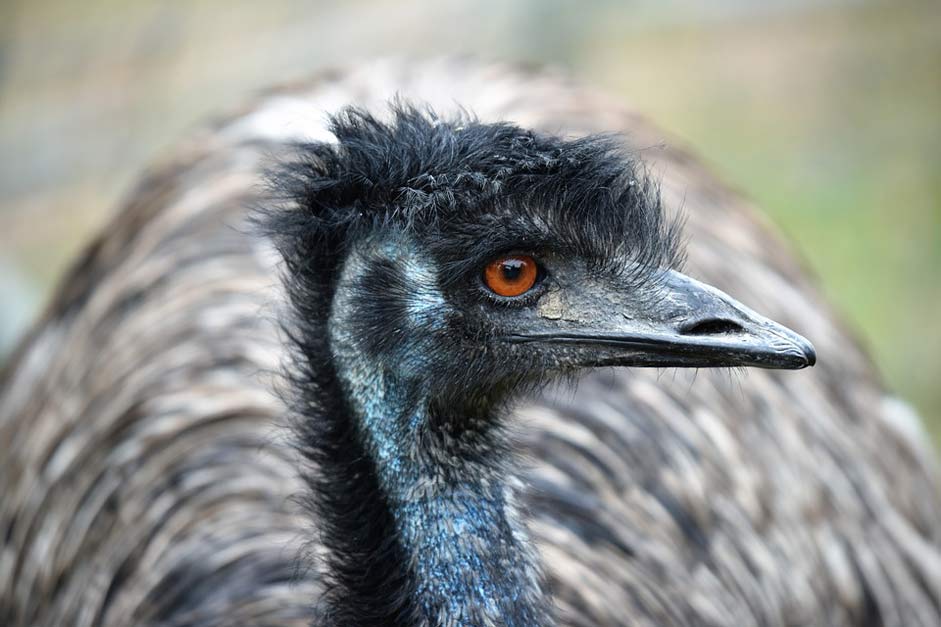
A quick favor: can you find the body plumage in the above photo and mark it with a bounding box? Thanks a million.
[1,59,939,626]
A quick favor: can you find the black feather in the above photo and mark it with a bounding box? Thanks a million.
[258,102,686,626]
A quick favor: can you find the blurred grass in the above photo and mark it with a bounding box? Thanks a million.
[0,0,938,445]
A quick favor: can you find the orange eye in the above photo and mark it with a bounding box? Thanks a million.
[483,255,539,297]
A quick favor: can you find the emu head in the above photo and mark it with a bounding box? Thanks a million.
[269,105,815,416]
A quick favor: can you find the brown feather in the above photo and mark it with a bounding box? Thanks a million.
[1,58,939,627]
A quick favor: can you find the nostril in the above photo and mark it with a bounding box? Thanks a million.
[680,318,746,336]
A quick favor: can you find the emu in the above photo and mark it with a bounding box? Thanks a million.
[1,59,940,627]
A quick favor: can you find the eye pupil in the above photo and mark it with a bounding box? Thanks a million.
[501,260,523,281]
[484,255,539,297]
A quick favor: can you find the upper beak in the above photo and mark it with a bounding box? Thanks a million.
[506,269,816,370]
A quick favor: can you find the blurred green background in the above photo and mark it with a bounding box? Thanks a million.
[1,0,938,446]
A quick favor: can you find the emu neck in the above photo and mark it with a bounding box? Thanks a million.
[331,360,549,626]
[316,241,551,625]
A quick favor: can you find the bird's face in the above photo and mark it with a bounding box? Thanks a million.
[329,213,815,407]
[290,106,814,406]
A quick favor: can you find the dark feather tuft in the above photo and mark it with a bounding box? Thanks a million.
[257,102,685,626]
[263,102,683,291]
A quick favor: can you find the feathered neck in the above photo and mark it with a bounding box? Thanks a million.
[277,240,551,626]
[326,354,551,626]
[294,245,552,626]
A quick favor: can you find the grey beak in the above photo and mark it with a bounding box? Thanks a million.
[507,269,816,370]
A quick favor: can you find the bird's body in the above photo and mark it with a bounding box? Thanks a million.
[1,58,939,627]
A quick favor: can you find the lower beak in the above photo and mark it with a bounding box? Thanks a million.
[507,270,816,370]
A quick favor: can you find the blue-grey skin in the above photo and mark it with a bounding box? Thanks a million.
[329,237,545,625]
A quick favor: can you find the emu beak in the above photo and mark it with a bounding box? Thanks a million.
[508,269,816,370]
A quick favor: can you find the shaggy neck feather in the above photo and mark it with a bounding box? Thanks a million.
[322,245,551,626]
[335,365,546,625]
